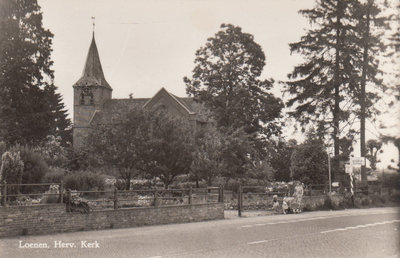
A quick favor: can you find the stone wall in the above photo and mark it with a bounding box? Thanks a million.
[0,203,224,238]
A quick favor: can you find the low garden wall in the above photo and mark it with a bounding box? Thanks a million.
[226,189,400,212]
[0,202,224,237]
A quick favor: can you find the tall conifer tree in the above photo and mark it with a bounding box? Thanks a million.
[0,0,70,146]
[351,0,387,183]
[285,0,360,181]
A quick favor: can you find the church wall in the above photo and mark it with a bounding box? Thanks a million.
[144,90,191,120]
[93,87,112,107]
[73,103,95,148]
[74,105,96,127]
[72,127,91,148]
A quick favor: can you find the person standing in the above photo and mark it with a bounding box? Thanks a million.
[292,181,304,213]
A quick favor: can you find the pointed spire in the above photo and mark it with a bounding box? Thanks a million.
[92,16,95,34]
[73,33,112,90]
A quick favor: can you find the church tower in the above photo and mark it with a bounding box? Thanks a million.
[73,33,112,148]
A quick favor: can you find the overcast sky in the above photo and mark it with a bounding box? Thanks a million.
[38,0,398,169]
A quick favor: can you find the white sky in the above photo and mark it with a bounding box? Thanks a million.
[38,0,398,169]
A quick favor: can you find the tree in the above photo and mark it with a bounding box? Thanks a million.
[86,108,151,190]
[270,139,297,182]
[145,111,194,189]
[0,151,23,185]
[351,0,388,184]
[285,0,359,160]
[290,132,328,185]
[0,0,71,146]
[43,85,72,146]
[219,127,254,184]
[10,145,48,186]
[285,0,388,183]
[387,2,400,100]
[190,126,226,187]
[87,109,194,189]
[245,158,275,184]
[0,145,48,194]
[36,135,68,168]
[184,24,283,147]
[365,139,382,171]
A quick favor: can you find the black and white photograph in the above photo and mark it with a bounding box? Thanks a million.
[0,0,399,257]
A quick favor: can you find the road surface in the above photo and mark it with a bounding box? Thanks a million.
[0,207,399,257]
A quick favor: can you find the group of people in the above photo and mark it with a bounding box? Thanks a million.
[271,181,304,214]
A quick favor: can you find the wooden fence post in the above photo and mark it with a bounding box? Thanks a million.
[221,184,224,203]
[59,181,64,203]
[218,184,224,203]
[238,185,242,217]
[154,189,158,207]
[1,181,7,207]
[114,188,118,210]
[66,189,71,212]
[188,186,192,205]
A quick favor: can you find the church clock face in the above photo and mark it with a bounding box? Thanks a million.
[80,86,94,105]
[82,86,92,96]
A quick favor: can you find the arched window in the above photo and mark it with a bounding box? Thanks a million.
[89,93,94,105]
[80,93,85,105]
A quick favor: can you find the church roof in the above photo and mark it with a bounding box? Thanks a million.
[89,91,205,125]
[73,33,112,90]
[90,98,149,124]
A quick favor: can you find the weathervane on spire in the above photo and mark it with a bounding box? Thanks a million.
[91,16,95,34]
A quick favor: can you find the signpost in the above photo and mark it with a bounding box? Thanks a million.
[350,157,365,166]
[345,164,353,174]
[345,164,354,197]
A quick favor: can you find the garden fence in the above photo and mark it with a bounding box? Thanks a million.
[0,182,224,213]
[236,184,374,216]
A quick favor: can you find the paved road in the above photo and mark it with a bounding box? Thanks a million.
[1,207,399,258]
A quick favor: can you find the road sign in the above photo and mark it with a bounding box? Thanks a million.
[351,157,365,166]
[332,182,339,187]
[345,164,353,174]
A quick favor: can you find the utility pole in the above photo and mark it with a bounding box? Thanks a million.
[360,0,372,186]
[328,153,332,193]
[333,0,343,183]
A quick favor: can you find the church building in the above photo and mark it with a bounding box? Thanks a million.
[72,34,205,147]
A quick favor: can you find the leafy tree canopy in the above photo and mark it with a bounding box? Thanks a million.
[184,23,283,143]
[290,130,328,185]
[365,139,383,171]
[270,139,297,182]
[86,108,194,189]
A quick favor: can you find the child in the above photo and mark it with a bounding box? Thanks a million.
[272,195,280,211]
[282,197,289,214]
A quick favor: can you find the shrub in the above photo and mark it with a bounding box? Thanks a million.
[380,172,400,189]
[64,148,90,171]
[64,171,105,191]
[0,151,24,184]
[36,135,69,168]
[114,179,126,190]
[390,192,400,203]
[42,167,66,183]
[8,145,49,185]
